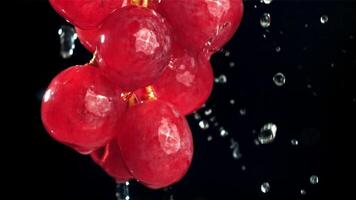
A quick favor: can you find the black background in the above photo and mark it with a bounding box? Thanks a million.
[5,0,356,199]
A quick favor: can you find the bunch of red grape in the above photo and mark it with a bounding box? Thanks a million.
[42,0,243,189]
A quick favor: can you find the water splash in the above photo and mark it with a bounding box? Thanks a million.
[58,25,77,59]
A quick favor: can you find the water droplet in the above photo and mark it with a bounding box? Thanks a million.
[304,24,309,28]
[207,135,213,141]
[273,73,286,86]
[291,139,299,146]
[229,99,235,105]
[204,108,212,116]
[261,0,273,4]
[213,122,219,127]
[254,5,257,9]
[262,34,267,38]
[193,112,201,120]
[258,123,277,144]
[261,182,270,193]
[241,165,246,171]
[320,15,328,24]
[216,74,227,83]
[58,25,77,59]
[300,189,306,195]
[239,108,247,116]
[307,84,312,89]
[229,62,235,67]
[233,148,242,159]
[116,182,130,200]
[199,120,209,130]
[224,51,230,57]
[310,175,319,184]
[275,46,281,52]
[254,139,260,145]
[260,13,271,28]
[331,63,335,68]
[219,127,229,137]
[209,116,216,122]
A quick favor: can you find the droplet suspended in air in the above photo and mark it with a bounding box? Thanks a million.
[204,108,212,116]
[241,165,246,171]
[300,189,306,195]
[58,25,77,59]
[230,139,242,159]
[239,108,247,116]
[199,120,209,130]
[310,175,319,184]
[258,123,277,144]
[193,112,201,120]
[273,72,286,86]
[207,135,213,141]
[229,99,235,105]
[261,182,270,193]
[260,13,271,28]
[291,139,299,146]
[215,74,227,83]
[229,62,235,67]
[261,0,273,4]
[224,51,230,57]
[320,15,328,24]
[219,127,229,137]
[275,46,281,52]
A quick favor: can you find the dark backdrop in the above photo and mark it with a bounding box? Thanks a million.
[5,0,356,199]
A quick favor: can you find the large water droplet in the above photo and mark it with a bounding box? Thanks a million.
[273,72,286,86]
[261,182,270,193]
[320,15,328,24]
[260,13,271,28]
[258,123,277,144]
[261,0,273,4]
[310,175,319,184]
[58,25,77,59]
[199,120,209,130]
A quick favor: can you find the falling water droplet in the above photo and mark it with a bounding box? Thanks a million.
[258,123,277,144]
[215,74,227,83]
[204,108,212,116]
[300,189,306,195]
[58,25,77,59]
[229,99,235,105]
[320,15,328,24]
[224,51,230,57]
[193,112,201,120]
[273,73,286,86]
[239,108,247,116]
[261,182,270,193]
[209,116,216,122]
[213,122,219,127]
[291,139,299,146]
[305,23,309,28]
[310,175,319,184]
[275,46,281,52]
[241,165,246,171]
[230,139,242,159]
[229,62,235,67]
[199,120,209,130]
[207,135,213,141]
[260,13,271,28]
[116,182,130,200]
[219,127,229,137]
[261,0,273,4]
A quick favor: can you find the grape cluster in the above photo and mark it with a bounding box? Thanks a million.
[42,0,243,189]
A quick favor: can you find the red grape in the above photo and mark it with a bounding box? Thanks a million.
[91,140,133,182]
[49,0,123,29]
[153,42,214,115]
[41,64,126,154]
[96,6,171,91]
[117,100,193,188]
[151,0,244,57]
[75,27,101,53]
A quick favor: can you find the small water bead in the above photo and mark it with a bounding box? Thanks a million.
[207,135,213,141]
[275,46,281,52]
[300,189,306,195]
[209,116,216,122]
[215,74,227,83]
[331,63,335,68]
[307,84,312,89]
[258,123,277,144]
[213,122,219,127]
[241,165,246,171]
[204,108,212,116]
[224,51,231,57]
[260,13,271,28]
[262,34,267,39]
[320,15,328,24]
[239,108,247,116]
[219,127,229,137]
[229,99,235,105]
[310,175,319,184]
[193,112,201,120]
[304,24,309,28]
[291,139,299,146]
[229,62,235,67]
[233,148,242,159]
[273,73,286,87]
[58,25,77,59]
[199,120,209,130]
[260,182,270,193]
